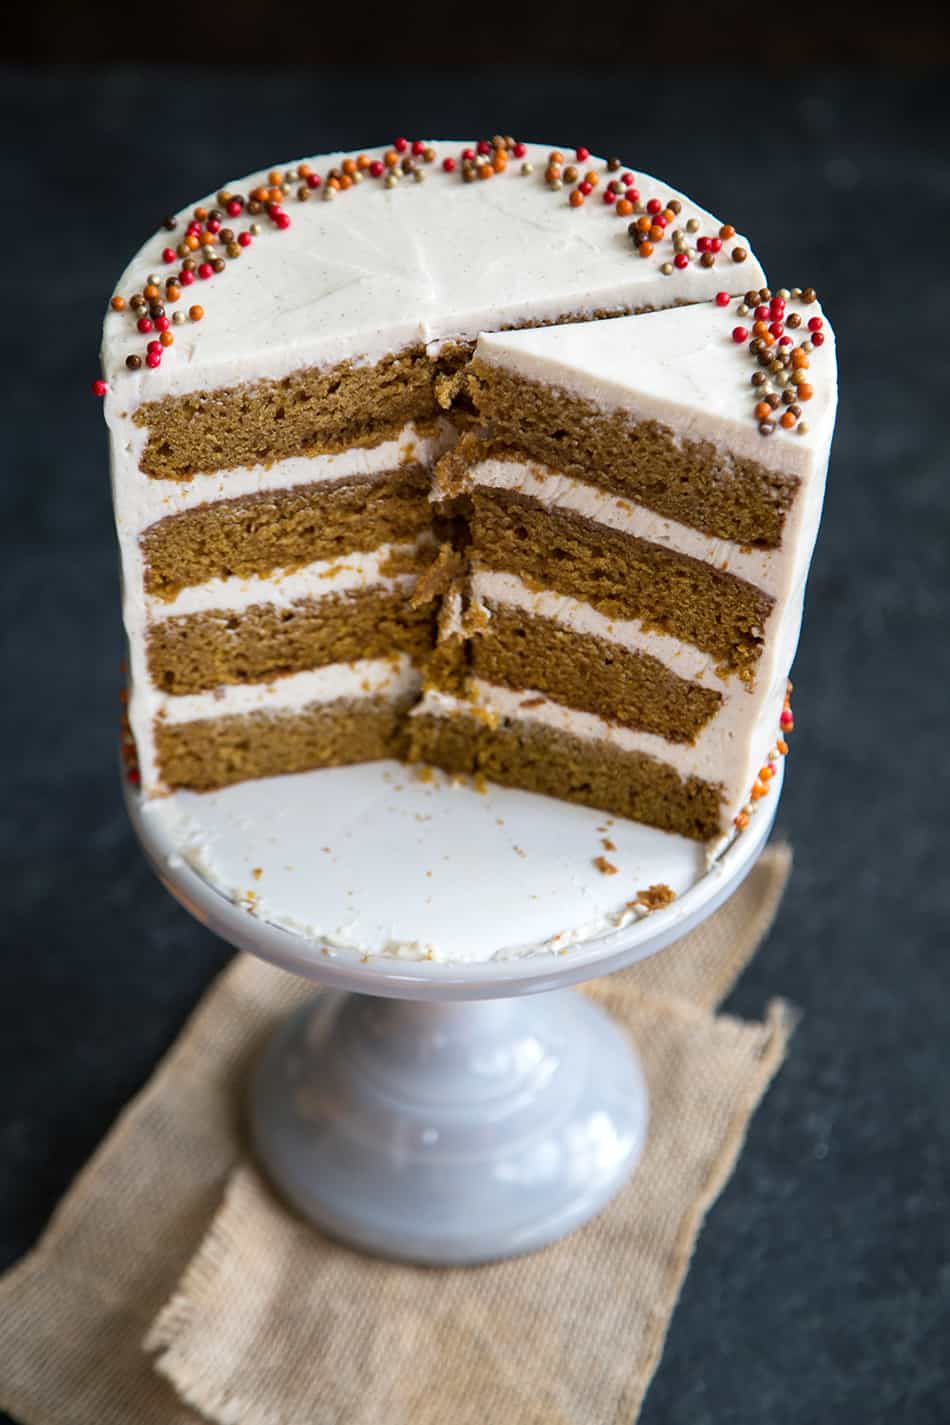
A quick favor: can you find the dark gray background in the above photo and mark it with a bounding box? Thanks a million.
[2,67,948,1424]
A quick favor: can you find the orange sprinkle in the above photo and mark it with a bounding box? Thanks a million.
[298,162,312,177]
[662,208,676,224]
[251,185,269,202]
[720,223,736,239]
[759,765,775,781]
[776,739,789,756]
[143,283,159,299]
[194,206,208,221]
[798,383,814,401]
[754,401,772,421]
[268,186,283,203]
[357,153,371,170]
[649,223,664,242]
[750,781,768,801]
[616,198,634,217]
[328,177,341,190]
[493,151,507,172]
[584,170,599,186]
[268,170,282,185]
[791,349,809,369]
[342,157,357,176]
[779,411,795,429]
[638,241,654,257]
[549,150,564,163]
[384,150,399,167]
[339,174,352,189]
[188,304,204,322]
[159,330,174,347]
[110,295,126,311]
[753,319,770,338]
[185,234,200,251]
[545,164,561,182]
[477,163,493,179]
[734,811,750,830]
[636,215,651,233]
[569,189,584,207]
[166,284,181,302]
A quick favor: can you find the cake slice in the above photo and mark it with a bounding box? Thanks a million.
[412,290,836,842]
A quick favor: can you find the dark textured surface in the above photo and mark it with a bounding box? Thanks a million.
[2,67,949,1424]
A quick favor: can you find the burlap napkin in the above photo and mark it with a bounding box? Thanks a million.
[0,843,792,1425]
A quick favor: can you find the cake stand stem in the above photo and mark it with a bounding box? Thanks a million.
[249,985,648,1265]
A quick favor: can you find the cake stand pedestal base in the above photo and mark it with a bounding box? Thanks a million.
[249,987,647,1265]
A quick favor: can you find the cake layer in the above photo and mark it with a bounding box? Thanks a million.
[471,601,721,742]
[135,349,439,480]
[409,708,722,841]
[153,655,419,790]
[157,695,413,791]
[467,370,796,548]
[142,464,432,599]
[470,488,773,678]
[148,584,434,696]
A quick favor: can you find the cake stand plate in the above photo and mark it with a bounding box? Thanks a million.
[128,760,780,1264]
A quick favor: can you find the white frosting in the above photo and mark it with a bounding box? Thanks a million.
[476,295,837,479]
[464,456,787,600]
[149,543,422,620]
[157,655,419,727]
[470,570,729,691]
[100,142,764,404]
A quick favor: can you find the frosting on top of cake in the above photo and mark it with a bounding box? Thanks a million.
[476,294,837,477]
[100,139,765,402]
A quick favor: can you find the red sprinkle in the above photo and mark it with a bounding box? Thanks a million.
[197,262,213,279]
[575,146,590,161]
[369,160,384,178]
[708,237,722,252]
[411,140,426,156]
[779,335,793,346]
[136,316,153,333]
[155,315,170,332]
[226,198,243,215]
[179,269,195,285]
[732,326,749,343]
[769,321,784,337]
[442,156,456,172]
[646,197,662,215]
[206,218,221,234]
[273,211,291,229]
[91,378,107,397]
[513,142,527,158]
[754,304,769,321]
[811,331,825,347]
[579,181,593,196]
[162,247,176,264]
[146,350,162,368]
[306,173,322,189]
[147,340,162,354]
[627,187,640,204]
[770,298,785,317]
[621,172,634,184]
[394,136,409,153]
[238,231,252,247]
[462,148,475,161]
[477,139,491,155]
[674,253,689,269]
[808,316,823,332]
[602,190,616,204]
[715,291,730,307]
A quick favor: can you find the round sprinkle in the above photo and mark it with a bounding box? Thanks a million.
[686,217,700,233]
[110,295,126,312]
[715,291,730,307]
[126,354,142,370]
[146,350,162,369]
[731,246,748,263]
[189,305,204,321]
[91,378,107,397]
[172,311,185,325]
[136,316,153,334]
[732,326,749,343]
[521,162,534,176]
[802,287,817,303]
[661,261,673,275]
[674,252,689,270]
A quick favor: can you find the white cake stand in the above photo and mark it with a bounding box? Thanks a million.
[127,759,780,1265]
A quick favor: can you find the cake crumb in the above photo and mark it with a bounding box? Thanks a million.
[251,866,263,880]
[601,837,616,852]
[513,845,526,858]
[519,696,546,709]
[628,883,677,912]
[594,856,618,876]
[415,764,435,784]
[473,772,488,794]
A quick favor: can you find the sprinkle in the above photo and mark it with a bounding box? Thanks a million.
[674,252,689,269]
[521,162,533,176]
[731,246,748,263]
[188,304,204,321]
[442,156,456,172]
[575,146,590,161]
[110,295,126,312]
[136,316,153,334]
[91,378,107,396]
[715,291,730,307]
[146,350,161,368]
[732,326,749,343]
[172,311,185,325]
[126,354,142,369]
